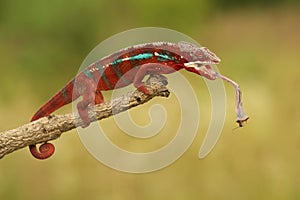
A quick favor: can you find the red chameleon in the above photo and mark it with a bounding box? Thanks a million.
[30,41,249,159]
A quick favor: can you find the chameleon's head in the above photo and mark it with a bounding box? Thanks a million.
[178,41,221,80]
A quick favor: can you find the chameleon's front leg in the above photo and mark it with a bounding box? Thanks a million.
[133,63,175,94]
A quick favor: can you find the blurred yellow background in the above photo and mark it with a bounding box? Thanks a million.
[0,0,299,199]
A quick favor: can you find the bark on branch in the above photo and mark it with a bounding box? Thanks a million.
[0,75,170,159]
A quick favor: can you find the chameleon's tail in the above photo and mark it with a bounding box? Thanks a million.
[31,80,78,122]
[29,80,78,159]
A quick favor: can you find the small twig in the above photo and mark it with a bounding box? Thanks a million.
[0,75,170,159]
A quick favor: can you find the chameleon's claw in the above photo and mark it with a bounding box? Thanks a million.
[81,121,90,128]
[161,79,168,86]
[149,74,168,85]
[78,112,91,128]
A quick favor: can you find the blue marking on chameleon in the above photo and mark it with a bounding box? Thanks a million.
[110,53,153,65]
[84,69,92,78]
[156,53,174,61]
[128,53,153,60]
[111,59,123,65]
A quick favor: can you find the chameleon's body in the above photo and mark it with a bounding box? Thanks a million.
[30,41,248,159]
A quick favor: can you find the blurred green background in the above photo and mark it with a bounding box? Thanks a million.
[0,0,300,199]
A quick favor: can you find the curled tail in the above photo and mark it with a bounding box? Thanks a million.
[30,80,79,159]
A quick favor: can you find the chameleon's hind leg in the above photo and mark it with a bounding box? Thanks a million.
[77,85,104,128]
[77,90,104,127]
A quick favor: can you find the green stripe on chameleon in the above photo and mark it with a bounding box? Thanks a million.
[96,62,111,88]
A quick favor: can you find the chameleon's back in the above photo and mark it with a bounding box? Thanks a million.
[31,42,189,122]
[84,42,187,91]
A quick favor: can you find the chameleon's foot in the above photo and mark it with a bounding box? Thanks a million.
[80,121,90,128]
[77,102,91,128]
[78,111,91,128]
[161,79,168,86]
[148,74,168,84]
[137,85,151,95]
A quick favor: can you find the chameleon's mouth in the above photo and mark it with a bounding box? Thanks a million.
[184,61,249,127]
[184,61,217,69]
[184,62,218,80]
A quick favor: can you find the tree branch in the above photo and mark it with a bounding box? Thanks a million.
[0,75,170,159]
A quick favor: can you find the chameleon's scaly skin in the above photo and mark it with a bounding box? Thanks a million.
[29,41,223,159]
